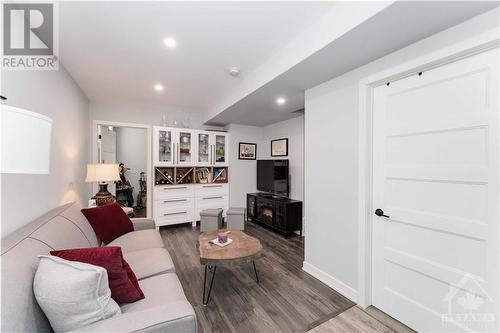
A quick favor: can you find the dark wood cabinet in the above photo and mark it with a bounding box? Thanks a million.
[246,193,302,238]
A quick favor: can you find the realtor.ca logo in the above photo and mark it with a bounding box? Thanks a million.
[2,2,58,70]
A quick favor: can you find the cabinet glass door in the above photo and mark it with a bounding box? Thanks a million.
[177,130,192,164]
[197,132,210,165]
[158,129,173,164]
[214,134,227,165]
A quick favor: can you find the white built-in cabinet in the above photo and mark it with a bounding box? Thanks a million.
[195,131,229,166]
[153,126,230,227]
[154,127,229,167]
[153,127,196,166]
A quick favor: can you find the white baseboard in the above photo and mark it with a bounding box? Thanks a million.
[302,261,358,303]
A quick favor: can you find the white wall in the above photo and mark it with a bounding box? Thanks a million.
[1,66,90,237]
[226,124,263,208]
[115,127,148,201]
[90,101,205,129]
[303,8,500,299]
[226,116,304,219]
[261,116,304,202]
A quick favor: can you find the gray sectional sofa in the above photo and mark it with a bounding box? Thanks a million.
[1,202,197,333]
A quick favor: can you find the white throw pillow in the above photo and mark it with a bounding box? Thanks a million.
[34,255,121,333]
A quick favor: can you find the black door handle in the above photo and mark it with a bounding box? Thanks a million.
[375,209,390,218]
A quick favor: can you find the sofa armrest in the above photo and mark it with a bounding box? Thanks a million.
[132,219,155,231]
[70,300,197,333]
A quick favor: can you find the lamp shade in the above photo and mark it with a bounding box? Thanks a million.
[85,164,120,182]
[1,105,53,174]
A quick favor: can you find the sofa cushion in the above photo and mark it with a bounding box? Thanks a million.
[51,247,144,303]
[108,229,164,252]
[34,255,121,333]
[120,273,187,314]
[68,301,197,333]
[131,219,155,231]
[81,203,134,244]
[123,247,175,280]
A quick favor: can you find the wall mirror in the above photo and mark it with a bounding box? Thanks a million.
[92,121,152,219]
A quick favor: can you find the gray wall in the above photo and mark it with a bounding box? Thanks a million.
[1,65,90,237]
[303,9,499,296]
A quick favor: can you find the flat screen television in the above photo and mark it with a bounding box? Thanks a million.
[257,159,289,196]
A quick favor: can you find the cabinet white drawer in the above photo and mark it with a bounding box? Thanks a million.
[195,184,229,197]
[155,197,193,210]
[154,185,194,200]
[155,210,194,227]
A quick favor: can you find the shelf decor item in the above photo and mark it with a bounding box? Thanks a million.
[271,138,288,157]
[238,142,257,160]
[85,164,120,206]
[212,167,228,183]
[1,105,53,174]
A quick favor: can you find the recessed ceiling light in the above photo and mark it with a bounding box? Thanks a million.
[163,37,177,48]
[276,97,286,105]
[154,84,164,92]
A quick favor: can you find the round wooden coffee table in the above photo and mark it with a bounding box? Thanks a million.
[198,230,262,305]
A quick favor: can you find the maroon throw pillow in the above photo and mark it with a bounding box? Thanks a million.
[81,203,133,244]
[50,246,144,303]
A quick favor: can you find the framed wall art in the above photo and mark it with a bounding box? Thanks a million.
[271,138,288,157]
[239,142,257,160]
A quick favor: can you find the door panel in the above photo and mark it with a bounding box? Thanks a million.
[176,129,194,165]
[197,131,211,165]
[372,49,499,332]
[386,127,488,165]
[386,179,487,221]
[154,126,175,166]
[213,133,228,166]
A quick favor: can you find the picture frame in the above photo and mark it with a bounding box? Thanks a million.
[271,138,288,157]
[239,142,257,160]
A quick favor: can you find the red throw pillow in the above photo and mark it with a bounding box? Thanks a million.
[50,246,144,303]
[81,203,133,244]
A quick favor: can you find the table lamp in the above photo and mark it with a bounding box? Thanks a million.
[85,163,120,206]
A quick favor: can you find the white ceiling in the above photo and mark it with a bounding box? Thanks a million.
[59,1,499,127]
[59,1,336,112]
[207,1,500,126]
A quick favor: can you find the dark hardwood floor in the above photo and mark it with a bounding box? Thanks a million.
[160,222,355,333]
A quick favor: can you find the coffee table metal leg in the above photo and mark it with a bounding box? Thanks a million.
[202,265,217,306]
[252,261,259,284]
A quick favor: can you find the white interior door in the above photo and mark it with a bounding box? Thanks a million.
[372,49,499,333]
[99,126,116,164]
[98,125,117,195]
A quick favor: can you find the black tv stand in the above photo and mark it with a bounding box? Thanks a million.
[246,192,302,238]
